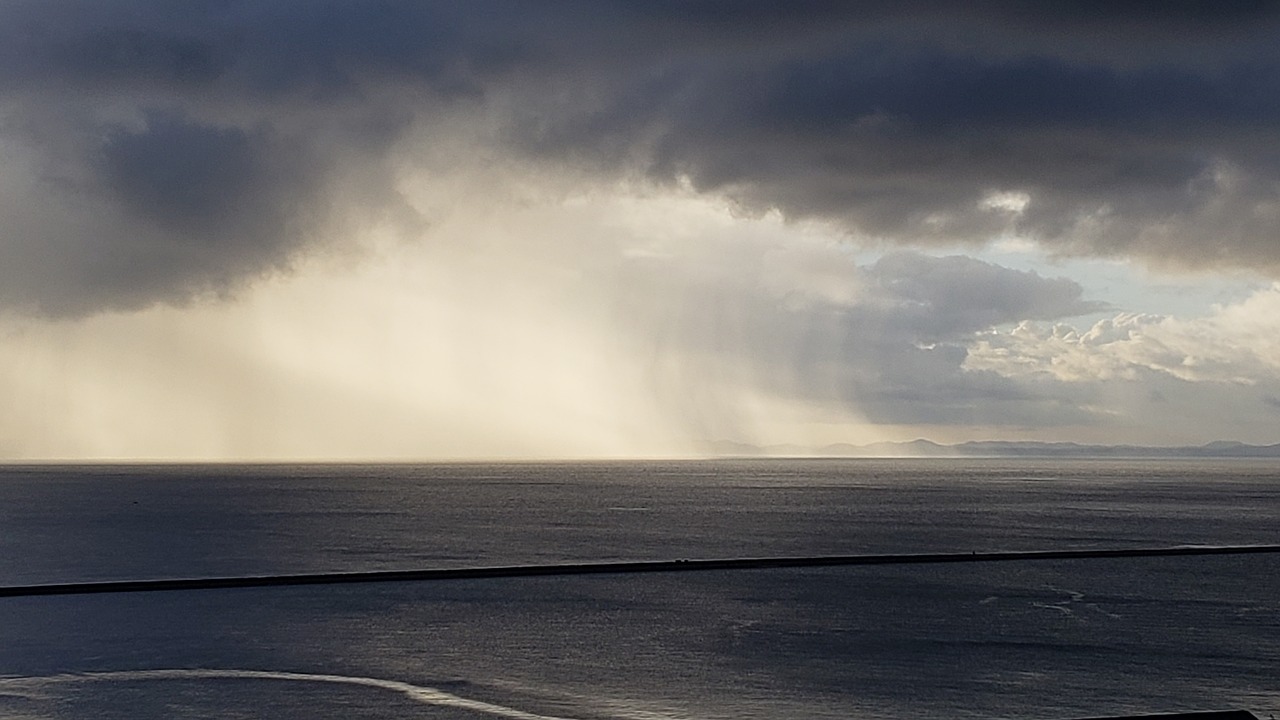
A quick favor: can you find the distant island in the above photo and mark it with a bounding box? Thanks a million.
[712,439,1280,458]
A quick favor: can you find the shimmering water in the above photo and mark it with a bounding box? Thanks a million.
[0,459,1277,718]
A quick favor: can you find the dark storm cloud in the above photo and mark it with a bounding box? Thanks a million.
[99,113,282,234]
[3,1,1280,314]
[506,1,1280,270]
[541,37,1280,265]
[48,29,225,88]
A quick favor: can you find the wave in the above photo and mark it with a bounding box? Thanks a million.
[0,668,585,720]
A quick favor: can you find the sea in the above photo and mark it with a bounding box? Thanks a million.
[0,459,1276,720]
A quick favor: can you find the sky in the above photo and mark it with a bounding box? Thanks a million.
[2,1,1280,459]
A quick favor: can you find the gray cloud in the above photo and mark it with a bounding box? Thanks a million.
[98,113,294,236]
[618,245,1103,431]
[3,1,1280,314]
[551,47,1280,269]
[0,108,328,315]
[864,253,1106,338]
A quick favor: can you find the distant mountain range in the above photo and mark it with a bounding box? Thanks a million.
[712,439,1280,458]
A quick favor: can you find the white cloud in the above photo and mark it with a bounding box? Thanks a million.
[980,190,1031,215]
[963,285,1280,444]
[968,285,1280,385]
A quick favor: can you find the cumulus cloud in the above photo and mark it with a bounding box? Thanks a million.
[965,284,1280,442]
[2,1,1280,315]
[969,285,1280,385]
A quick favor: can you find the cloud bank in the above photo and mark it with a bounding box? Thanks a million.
[2,1,1280,315]
[966,283,1280,443]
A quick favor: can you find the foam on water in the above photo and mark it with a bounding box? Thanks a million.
[0,668,598,720]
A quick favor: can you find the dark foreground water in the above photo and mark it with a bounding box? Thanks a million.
[0,459,1276,719]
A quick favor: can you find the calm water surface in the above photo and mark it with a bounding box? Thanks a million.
[0,459,1276,719]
